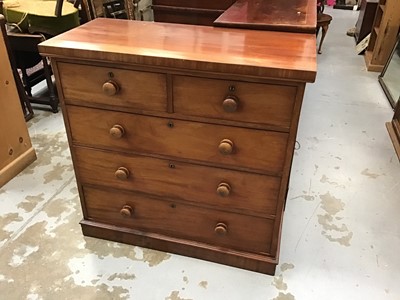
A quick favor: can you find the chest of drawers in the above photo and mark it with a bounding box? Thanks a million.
[39,19,316,275]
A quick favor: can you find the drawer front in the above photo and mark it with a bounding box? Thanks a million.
[173,76,297,128]
[57,62,167,112]
[83,186,274,254]
[74,147,281,216]
[67,106,288,173]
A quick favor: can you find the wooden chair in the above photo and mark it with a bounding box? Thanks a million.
[316,0,333,54]
[1,6,34,120]
[103,0,127,18]
[7,31,59,112]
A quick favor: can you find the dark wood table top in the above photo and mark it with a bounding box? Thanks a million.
[214,0,317,33]
[39,19,316,82]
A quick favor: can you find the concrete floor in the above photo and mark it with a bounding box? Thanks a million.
[1,7,400,300]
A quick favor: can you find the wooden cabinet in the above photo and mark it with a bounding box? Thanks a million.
[364,0,400,71]
[39,19,316,275]
[152,0,236,26]
[354,0,378,44]
[0,16,36,188]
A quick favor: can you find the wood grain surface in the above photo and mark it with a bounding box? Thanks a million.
[66,105,289,174]
[214,0,317,33]
[39,19,316,82]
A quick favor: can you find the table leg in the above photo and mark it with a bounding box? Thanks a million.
[318,24,329,54]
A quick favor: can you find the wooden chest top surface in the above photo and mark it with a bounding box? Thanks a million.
[214,0,317,33]
[39,19,316,82]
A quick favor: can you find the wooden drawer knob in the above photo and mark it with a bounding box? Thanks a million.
[218,139,234,155]
[115,167,130,180]
[215,222,228,235]
[109,124,125,139]
[120,205,134,218]
[102,80,119,96]
[222,96,239,112]
[217,182,231,197]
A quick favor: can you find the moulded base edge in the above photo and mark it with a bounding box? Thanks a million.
[0,147,36,188]
[80,219,277,275]
[364,50,384,72]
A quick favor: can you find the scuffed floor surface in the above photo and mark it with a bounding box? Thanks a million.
[1,8,400,300]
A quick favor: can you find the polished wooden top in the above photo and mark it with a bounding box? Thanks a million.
[39,19,316,82]
[214,0,317,33]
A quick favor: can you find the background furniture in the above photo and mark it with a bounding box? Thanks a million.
[386,101,400,160]
[379,34,400,108]
[152,0,235,26]
[354,0,378,44]
[2,0,79,36]
[39,18,316,275]
[334,0,359,9]
[103,0,127,18]
[364,0,400,72]
[316,0,333,54]
[0,15,36,187]
[213,0,316,33]
[8,31,59,112]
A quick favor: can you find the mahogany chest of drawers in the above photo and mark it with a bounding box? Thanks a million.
[39,19,316,275]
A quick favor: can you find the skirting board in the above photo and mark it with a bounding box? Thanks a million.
[0,147,36,188]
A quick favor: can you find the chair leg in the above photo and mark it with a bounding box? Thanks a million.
[318,24,329,54]
[20,67,33,96]
[43,58,59,113]
[316,25,321,37]
[12,68,34,121]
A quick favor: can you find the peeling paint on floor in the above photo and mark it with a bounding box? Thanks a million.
[320,175,346,188]
[198,281,208,289]
[272,275,288,291]
[280,263,295,272]
[272,292,295,300]
[18,193,45,212]
[165,290,192,300]
[361,168,383,179]
[317,192,353,246]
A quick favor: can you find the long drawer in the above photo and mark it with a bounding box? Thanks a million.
[83,186,274,254]
[74,146,281,216]
[57,62,167,112]
[173,75,297,129]
[67,105,288,174]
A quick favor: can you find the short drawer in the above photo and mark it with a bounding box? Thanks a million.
[74,147,281,216]
[83,186,274,254]
[57,62,167,112]
[173,76,297,128]
[67,106,288,174]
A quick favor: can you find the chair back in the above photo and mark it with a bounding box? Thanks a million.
[8,33,44,69]
[317,0,325,14]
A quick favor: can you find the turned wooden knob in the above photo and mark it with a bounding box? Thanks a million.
[217,182,231,197]
[120,205,134,217]
[218,139,234,155]
[109,124,125,139]
[222,96,239,112]
[215,222,228,235]
[115,167,130,180]
[102,80,119,96]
